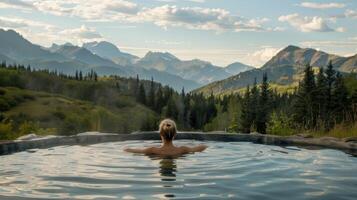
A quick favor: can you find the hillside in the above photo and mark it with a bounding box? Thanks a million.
[224,62,254,74]
[0,63,223,140]
[0,66,159,139]
[194,45,357,95]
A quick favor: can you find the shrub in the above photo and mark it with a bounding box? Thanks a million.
[18,121,39,136]
[0,99,10,111]
[0,122,13,140]
[267,112,296,136]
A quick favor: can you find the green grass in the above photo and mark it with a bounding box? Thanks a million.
[0,87,157,140]
[308,123,357,139]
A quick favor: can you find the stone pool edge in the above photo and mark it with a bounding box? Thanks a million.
[0,132,356,156]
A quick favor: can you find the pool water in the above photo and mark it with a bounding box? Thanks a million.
[0,140,356,199]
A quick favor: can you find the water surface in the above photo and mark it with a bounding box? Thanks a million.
[0,140,356,199]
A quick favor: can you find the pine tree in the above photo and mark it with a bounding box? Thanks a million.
[316,67,328,128]
[325,61,336,128]
[137,83,146,105]
[134,74,139,95]
[333,72,349,123]
[94,72,98,81]
[155,85,164,114]
[240,85,251,133]
[79,71,83,81]
[256,73,270,134]
[148,77,155,109]
[293,64,317,129]
[166,97,178,120]
[249,78,259,131]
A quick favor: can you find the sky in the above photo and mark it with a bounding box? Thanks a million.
[0,0,357,67]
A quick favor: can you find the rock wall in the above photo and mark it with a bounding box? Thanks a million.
[0,132,356,156]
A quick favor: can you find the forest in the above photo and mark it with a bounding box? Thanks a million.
[0,61,357,140]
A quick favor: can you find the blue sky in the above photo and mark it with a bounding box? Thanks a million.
[0,0,356,67]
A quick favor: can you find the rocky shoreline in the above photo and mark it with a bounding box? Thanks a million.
[0,132,356,156]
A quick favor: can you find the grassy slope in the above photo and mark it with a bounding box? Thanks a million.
[0,87,156,139]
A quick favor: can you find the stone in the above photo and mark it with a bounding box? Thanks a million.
[16,134,40,140]
[0,132,356,156]
[296,133,313,138]
[343,137,357,143]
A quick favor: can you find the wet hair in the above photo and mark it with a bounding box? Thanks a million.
[159,119,177,141]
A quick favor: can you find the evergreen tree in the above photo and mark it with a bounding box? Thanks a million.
[206,93,217,122]
[137,83,146,105]
[148,77,155,109]
[79,71,83,81]
[166,97,178,120]
[94,72,98,81]
[333,72,349,123]
[293,64,317,129]
[316,67,328,128]
[249,78,259,131]
[325,61,336,128]
[256,73,270,134]
[155,86,164,114]
[240,85,251,133]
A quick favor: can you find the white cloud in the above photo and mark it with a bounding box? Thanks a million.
[345,9,357,19]
[0,16,54,30]
[156,0,205,3]
[0,15,103,46]
[138,5,271,32]
[300,39,357,47]
[59,25,103,43]
[8,1,278,32]
[278,13,343,32]
[31,0,139,21]
[0,0,34,10]
[299,2,345,9]
[248,47,281,67]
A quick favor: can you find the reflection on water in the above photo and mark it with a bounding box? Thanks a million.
[149,155,179,198]
[0,140,356,200]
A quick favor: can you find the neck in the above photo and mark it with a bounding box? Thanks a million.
[162,140,173,147]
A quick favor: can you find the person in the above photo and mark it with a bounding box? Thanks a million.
[124,119,207,156]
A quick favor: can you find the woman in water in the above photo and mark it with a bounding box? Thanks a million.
[124,119,207,156]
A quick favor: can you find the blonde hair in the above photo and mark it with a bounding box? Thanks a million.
[159,119,177,141]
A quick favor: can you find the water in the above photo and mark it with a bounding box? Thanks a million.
[0,140,356,200]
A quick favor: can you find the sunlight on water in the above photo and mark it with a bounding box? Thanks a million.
[0,140,356,199]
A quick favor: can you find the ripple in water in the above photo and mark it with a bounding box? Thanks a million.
[0,140,356,199]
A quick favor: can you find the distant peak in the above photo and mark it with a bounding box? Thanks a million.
[63,42,74,46]
[83,41,120,52]
[282,45,301,52]
[144,51,178,60]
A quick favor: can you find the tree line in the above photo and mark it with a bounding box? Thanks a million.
[211,62,357,135]
[1,61,356,136]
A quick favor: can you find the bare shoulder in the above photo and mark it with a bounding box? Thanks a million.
[179,144,208,153]
[124,146,159,154]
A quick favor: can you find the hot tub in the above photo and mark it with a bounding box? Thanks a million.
[0,138,356,199]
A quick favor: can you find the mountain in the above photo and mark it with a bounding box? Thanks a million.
[83,41,138,66]
[136,51,231,84]
[0,29,199,91]
[0,29,66,62]
[262,45,347,70]
[53,45,118,67]
[224,62,254,75]
[194,45,357,95]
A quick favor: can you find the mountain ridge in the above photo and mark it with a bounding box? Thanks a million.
[194,45,357,95]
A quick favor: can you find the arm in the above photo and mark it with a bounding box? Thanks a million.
[182,144,208,153]
[124,147,154,154]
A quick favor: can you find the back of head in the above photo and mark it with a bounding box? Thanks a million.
[159,119,177,141]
